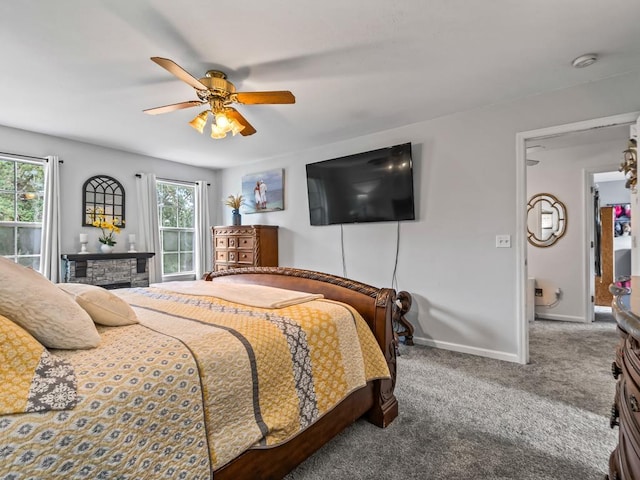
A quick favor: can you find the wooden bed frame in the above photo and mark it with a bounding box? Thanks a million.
[203,267,399,479]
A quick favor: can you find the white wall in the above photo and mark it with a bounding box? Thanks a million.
[0,125,220,271]
[220,70,640,362]
[526,140,629,322]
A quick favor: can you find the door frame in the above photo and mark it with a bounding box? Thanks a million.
[584,166,631,321]
[515,111,639,364]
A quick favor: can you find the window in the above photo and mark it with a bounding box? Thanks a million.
[0,157,45,269]
[157,180,195,277]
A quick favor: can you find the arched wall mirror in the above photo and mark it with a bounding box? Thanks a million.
[527,193,567,248]
[82,175,126,228]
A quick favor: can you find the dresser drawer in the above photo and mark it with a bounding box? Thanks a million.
[620,378,640,457]
[237,236,255,249]
[224,235,255,249]
[216,251,229,262]
[216,237,228,249]
[216,250,240,263]
[624,342,640,387]
[237,251,254,264]
[618,416,640,479]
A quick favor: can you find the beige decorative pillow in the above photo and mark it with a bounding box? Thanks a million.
[0,314,78,414]
[57,283,138,326]
[0,256,100,349]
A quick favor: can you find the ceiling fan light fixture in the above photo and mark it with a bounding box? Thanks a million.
[214,112,231,130]
[211,123,227,139]
[230,119,245,136]
[189,111,209,133]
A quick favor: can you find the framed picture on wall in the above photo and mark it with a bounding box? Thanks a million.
[241,169,284,214]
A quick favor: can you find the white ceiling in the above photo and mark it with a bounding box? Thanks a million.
[1,0,639,169]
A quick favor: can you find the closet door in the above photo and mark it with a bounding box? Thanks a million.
[595,206,614,306]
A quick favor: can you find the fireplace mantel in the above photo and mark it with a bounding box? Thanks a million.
[61,252,155,289]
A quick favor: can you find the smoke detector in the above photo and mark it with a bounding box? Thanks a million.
[571,53,598,68]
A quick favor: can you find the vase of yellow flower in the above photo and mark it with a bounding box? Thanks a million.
[224,194,245,226]
[87,207,123,252]
[100,243,114,254]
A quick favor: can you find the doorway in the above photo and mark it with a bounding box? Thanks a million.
[592,173,632,315]
[515,112,639,364]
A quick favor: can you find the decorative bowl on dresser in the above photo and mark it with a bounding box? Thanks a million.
[610,281,640,480]
[212,225,278,271]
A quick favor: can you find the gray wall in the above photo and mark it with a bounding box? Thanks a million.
[598,180,629,206]
[220,70,640,362]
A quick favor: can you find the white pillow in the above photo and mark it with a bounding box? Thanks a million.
[0,256,100,349]
[57,283,138,326]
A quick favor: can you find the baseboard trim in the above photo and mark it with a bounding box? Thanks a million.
[412,336,521,363]
[534,313,586,322]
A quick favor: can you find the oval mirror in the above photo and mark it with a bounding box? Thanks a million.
[527,193,567,248]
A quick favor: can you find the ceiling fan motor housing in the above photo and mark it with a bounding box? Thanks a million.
[199,70,236,101]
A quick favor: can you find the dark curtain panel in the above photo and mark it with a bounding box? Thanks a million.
[594,187,602,277]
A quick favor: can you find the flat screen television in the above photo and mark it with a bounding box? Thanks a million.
[305,142,415,225]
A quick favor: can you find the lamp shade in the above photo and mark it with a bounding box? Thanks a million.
[215,112,231,130]
[230,119,245,136]
[189,111,209,133]
[211,124,227,139]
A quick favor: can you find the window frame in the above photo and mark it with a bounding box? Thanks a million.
[156,179,196,279]
[0,156,46,270]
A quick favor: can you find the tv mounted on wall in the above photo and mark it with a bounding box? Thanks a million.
[305,142,415,226]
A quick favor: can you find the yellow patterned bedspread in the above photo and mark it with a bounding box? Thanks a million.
[0,323,212,480]
[0,285,390,478]
[119,286,390,470]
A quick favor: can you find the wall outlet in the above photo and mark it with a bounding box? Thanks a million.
[495,234,511,248]
[535,288,543,297]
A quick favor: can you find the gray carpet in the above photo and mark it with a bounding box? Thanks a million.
[285,319,619,480]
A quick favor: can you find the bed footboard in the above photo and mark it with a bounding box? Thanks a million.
[204,267,399,428]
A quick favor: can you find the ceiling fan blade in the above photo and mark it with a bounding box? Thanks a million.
[143,100,204,115]
[234,91,295,105]
[226,108,257,136]
[150,57,208,91]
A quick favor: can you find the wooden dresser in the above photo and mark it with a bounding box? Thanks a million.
[212,225,278,271]
[610,281,640,479]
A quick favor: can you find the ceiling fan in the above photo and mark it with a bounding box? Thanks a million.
[144,57,295,138]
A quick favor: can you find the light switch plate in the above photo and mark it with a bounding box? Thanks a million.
[496,234,511,248]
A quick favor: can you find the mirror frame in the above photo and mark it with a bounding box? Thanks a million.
[527,193,567,248]
[82,175,126,228]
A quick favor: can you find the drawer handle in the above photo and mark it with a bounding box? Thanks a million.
[610,403,619,428]
[631,394,640,412]
[242,254,247,258]
[611,361,622,379]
